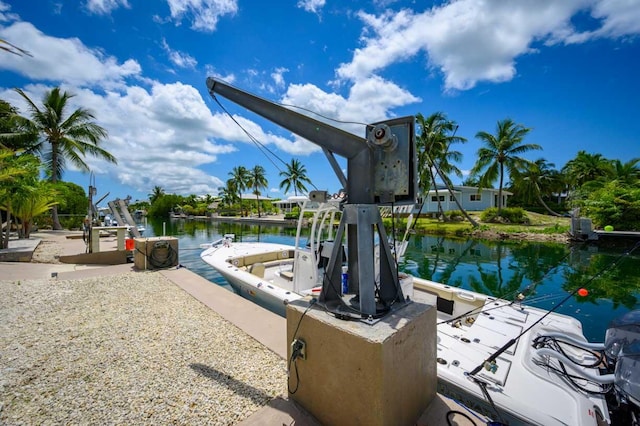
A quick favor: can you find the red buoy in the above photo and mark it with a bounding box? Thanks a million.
[577,288,589,297]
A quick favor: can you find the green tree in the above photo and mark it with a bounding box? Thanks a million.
[561,151,613,191]
[149,186,165,204]
[581,181,640,231]
[0,99,36,151]
[0,149,41,245]
[610,158,640,186]
[510,158,562,216]
[7,87,116,229]
[229,166,250,215]
[247,165,268,217]
[279,158,312,196]
[415,112,476,226]
[147,193,186,218]
[218,179,239,208]
[471,118,541,215]
[10,180,59,238]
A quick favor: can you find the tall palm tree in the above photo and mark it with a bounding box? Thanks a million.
[471,118,541,215]
[561,151,613,190]
[510,158,562,216]
[229,166,249,199]
[247,165,268,217]
[279,158,312,196]
[415,112,477,226]
[9,87,116,229]
[148,186,165,204]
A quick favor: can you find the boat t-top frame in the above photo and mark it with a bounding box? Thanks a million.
[207,78,417,320]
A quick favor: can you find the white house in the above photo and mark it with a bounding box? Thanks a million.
[418,185,512,214]
[272,195,308,214]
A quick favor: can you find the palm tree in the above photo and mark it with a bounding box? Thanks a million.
[9,181,58,238]
[471,118,541,215]
[415,112,477,227]
[9,87,116,229]
[0,149,40,246]
[218,180,238,208]
[149,186,165,204]
[510,158,562,216]
[229,166,250,216]
[610,158,640,186]
[247,165,268,217]
[279,158,312,196]
[561,151,613,190]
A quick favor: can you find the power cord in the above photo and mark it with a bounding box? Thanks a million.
[288,298,317,394]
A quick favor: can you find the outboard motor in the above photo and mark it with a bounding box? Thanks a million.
[605,310,640,425]
[605,310,640,362]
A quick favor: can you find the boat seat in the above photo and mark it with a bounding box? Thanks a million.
[249,262,265,278]
[280,270,294,281]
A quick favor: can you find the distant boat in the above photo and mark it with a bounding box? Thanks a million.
[200,199,639,425]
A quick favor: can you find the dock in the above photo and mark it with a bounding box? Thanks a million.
[1,231,486,425]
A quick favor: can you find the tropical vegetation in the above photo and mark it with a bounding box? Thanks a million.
[279,158,312,196]
[2,87,116,229]
[470,118,541,215]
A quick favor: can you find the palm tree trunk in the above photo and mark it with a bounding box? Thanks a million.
[50,147,63,230]
[2,211,11,249]
[498,162,504,216]
[430,168,446,221]
[537,193,561,217]
[431,161,479,228]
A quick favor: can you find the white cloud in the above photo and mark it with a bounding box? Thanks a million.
[282,77,420,135]
[1,82,235,195]
[297,0,326,14]
[0,22,141,88]
[165,0,238,32]
[0,0,18,22]
[336,0,640,91]
[565,0,640,43]
[162,38,198,68]
[271,67,289,89]
[85,0,130,15]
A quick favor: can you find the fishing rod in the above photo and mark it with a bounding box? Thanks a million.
[437,242,582,326]
[468,239,640,377]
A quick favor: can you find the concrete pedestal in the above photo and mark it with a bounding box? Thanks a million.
[286,299,436,426]
[90,226,127,253]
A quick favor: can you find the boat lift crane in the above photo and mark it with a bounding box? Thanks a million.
[207,78,418,320]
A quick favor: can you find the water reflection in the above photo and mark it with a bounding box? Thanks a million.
[146,217,640,342]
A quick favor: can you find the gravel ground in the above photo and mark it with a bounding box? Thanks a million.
[0,271,287,425]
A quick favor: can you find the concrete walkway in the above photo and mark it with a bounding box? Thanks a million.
[0,233,484,425]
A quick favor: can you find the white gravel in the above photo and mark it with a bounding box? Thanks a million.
[0,271,287,425]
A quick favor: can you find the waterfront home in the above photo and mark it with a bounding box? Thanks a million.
[418,185,512,214]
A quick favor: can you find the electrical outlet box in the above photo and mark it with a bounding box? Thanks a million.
[291,338,306,360]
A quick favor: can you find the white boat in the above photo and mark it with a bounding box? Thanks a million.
[201,199,640,425]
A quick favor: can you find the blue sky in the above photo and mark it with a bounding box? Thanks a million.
[1,0,639,203]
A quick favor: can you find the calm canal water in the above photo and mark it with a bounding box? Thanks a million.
[143,217,640,342]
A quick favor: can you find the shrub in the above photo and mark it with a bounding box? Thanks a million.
[481,207,529,224]
[447,210,464,221]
